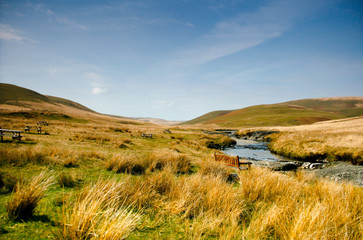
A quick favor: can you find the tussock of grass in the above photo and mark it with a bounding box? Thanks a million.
[58,180,141,240]
[57,172,80,188]
[6,171,54,221]
[0,145,81,167]
[147,149,193,174]
[0,145,46,166]
[198,159,233,181]
[106,150,193,175]
[239,168,363,239]
[105,153,147,175]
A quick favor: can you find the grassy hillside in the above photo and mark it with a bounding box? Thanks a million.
[184,97,363,127]
[0,83,94,113]
[45,95,95,113]
[0,83,51,104]
[185,110,233,125]
[286,97,363,117]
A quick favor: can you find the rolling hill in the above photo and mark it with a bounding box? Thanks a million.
[183,97,363,127]
[0,83,95,113]
[0,83,116,122]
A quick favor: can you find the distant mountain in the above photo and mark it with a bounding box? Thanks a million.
[183,97,363,127]
[133,117,183,125]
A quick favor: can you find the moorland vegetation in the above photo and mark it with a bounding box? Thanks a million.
[0,112,362,239]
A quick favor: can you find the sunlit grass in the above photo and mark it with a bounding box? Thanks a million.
[266,117,363,164]
[0,114,362,239]
[6,171,54,221]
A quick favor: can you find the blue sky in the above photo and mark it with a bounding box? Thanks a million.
[1,0,362,120]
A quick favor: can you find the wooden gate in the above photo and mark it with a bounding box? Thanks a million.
[214,153,240,168]
[214,153,252,170]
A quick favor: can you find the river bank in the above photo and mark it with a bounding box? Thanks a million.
[239,117,363,165]
[228,127,363,187]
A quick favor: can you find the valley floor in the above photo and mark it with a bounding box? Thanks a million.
[0,114,362,239]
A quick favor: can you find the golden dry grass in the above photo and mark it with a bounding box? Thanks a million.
[239,168,363,239]
[1,113,362,239]
[56,167,363,239]
[58,180,141,240]
[105,153,148,175]
[6,171,54,221]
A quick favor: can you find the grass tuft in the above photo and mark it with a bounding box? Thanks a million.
[57,172,80,188]
[58,180,141,240]
[105,153,147,175]
[198,158,233,181]
[147,149,193,174]
[6,171,54,221]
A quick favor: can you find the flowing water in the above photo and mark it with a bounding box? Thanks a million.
[223,138,286,161]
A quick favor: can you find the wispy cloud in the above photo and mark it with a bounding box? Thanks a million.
[152,100,174,108]
[85,72,104,81]
[171,0,326,67]
[47,66,71,76]
[32,3,87,30]
[0,23,35,43]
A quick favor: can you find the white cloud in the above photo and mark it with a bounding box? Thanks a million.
[88,73,109,95]
[92,87,108,95]
[0,23,35,43]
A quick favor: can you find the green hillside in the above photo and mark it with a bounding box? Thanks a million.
[185,110,233,125]
[184,97,363,127]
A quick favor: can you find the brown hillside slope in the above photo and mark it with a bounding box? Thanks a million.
[0,83,139,123]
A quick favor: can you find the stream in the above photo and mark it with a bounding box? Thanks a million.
[221,136,363,187]
[223,138,287,161]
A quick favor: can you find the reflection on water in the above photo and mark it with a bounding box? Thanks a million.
[222,139,283,161]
